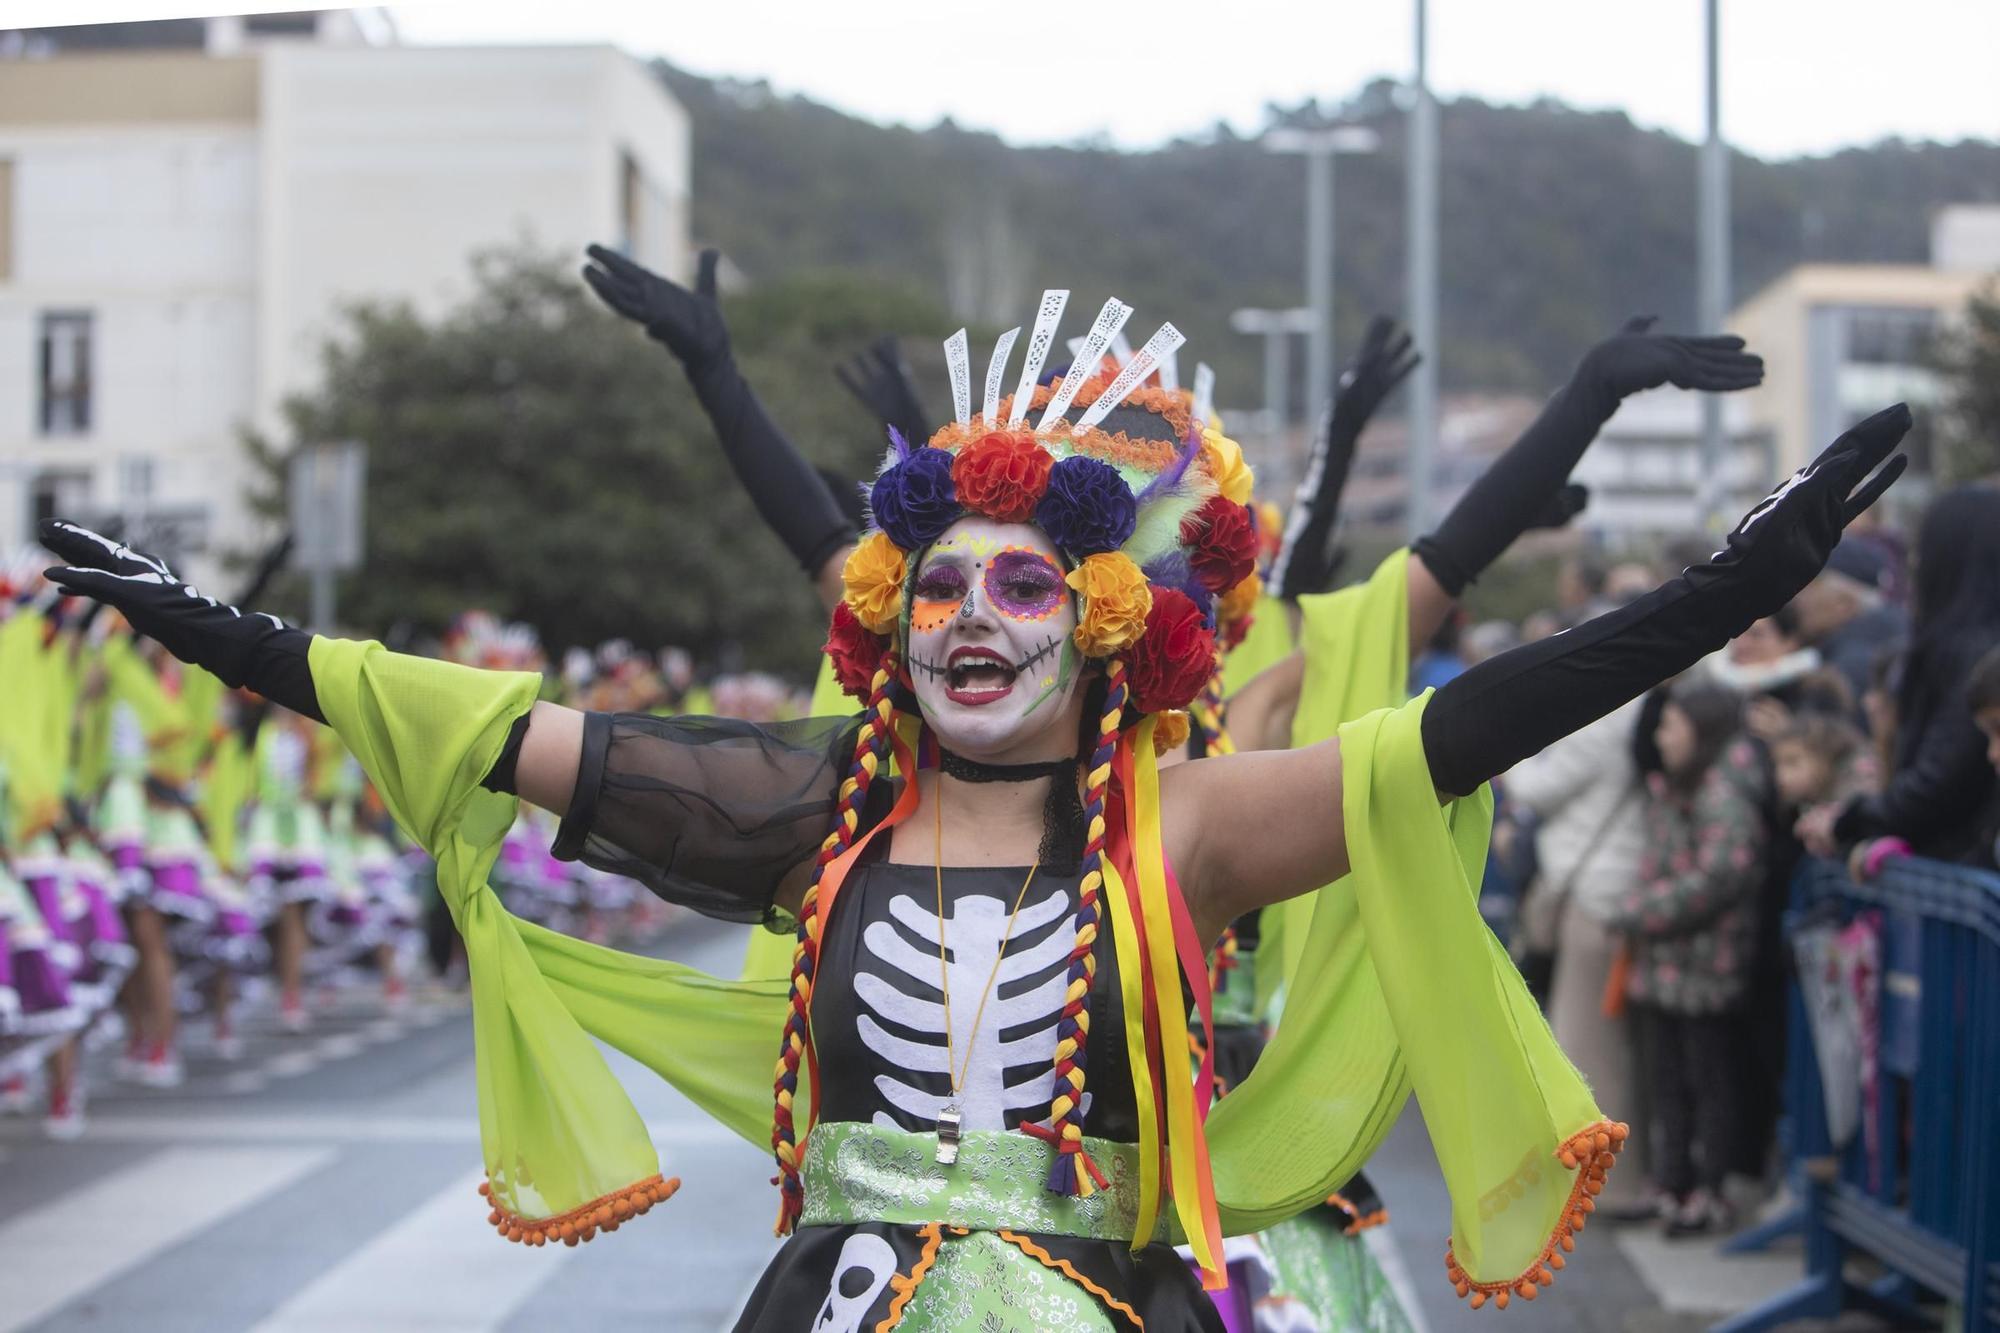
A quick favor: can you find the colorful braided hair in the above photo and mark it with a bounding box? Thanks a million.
[1020,657,1125,1192]
[770,659,899,1233]
[784,293,1261,1214]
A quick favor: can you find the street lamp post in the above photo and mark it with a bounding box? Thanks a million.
[1697,0,1732,532]
[1265,124,1381,434]
[1405,0,1441,541]
[1229,306,1317,494]
[289,440,367,635]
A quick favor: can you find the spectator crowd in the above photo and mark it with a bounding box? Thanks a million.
[1449,484,2000,1242]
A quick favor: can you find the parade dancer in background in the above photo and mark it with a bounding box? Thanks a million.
[38,273,1908,1325]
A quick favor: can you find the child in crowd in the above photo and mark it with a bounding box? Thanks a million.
[1771,713,1879,817]
[1606,682,1770,1236]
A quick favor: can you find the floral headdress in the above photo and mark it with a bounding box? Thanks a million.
[825,293,1262,726]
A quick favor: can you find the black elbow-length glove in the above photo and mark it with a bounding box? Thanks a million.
[40,520,323,723]
[835,336,935,448]
[581,244,856,575]
[1411,318,1766,596]
[1270,316,1419,599]
[1421,404,1911,798]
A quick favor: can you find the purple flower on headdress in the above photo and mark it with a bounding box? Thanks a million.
[869,447,960,551]
[1143,552,1217,627]
[1035,456,1137,558]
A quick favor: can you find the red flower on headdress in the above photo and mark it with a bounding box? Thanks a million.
[1127,587,1218,713]
[1182,496,1259,593]
[824,602,888,699]
[951,432,1054,524]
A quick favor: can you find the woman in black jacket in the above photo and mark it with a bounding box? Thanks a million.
[1801,486,2000,863]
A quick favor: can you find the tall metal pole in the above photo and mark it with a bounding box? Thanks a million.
[1305,146,1335,431]
[310,566,336,636]
[1697,0,1730,531]
[1264,327,1290,455]
[1405,0,1440,541]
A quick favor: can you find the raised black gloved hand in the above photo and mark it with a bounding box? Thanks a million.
[582,245,729,374]
[835,336,935,446]
[1413,318,1764,596]
[39,520,323,723]
[1271,316,1420,599]
[581,245,854,576]
[1422,403,1910,798]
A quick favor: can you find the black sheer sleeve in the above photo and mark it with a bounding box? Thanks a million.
[551,712,867,926]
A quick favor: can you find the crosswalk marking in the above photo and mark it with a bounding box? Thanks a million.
[0,1110,745,1147]
[247,1168,573,1333]
[0,1145,336,1333]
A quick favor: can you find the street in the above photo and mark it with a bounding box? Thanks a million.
[2,917,1831,1332]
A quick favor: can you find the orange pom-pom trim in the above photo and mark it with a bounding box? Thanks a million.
[478,1173,679,1247]
[1443,1119,1628,1310]
[1327,1190,1391,1236]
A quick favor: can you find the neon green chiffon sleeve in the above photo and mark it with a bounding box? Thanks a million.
[308,637,784,1243]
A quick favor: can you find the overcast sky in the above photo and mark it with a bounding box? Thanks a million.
[26,1,2000,159]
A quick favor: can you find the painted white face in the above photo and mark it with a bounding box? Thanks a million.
[906,517,1083,761]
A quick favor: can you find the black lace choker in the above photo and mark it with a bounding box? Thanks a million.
[937,749,1073,784]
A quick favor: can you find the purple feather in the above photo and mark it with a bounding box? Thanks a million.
[1142,553,1216,624]
[1134,432,1200,507]
[885,424,914,462]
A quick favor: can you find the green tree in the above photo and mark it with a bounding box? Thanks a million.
[242,246,951,675]
[1934,285,2000,484]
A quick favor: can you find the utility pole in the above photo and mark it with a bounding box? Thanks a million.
[1266,124,1380,441]
[1229,306,1317,494]
[1405,0,1441,541]
[1697,0,1731,531]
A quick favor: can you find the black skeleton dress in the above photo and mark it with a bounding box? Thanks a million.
[552,712,1223,1333]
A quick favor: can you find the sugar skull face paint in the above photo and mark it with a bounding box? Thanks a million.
[906,517,1084,761]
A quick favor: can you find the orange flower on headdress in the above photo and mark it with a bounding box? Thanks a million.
[951,432,1054,524]
[1066,552,1152,658]
[841,531,906,634]
[1152,709,1191,756]
[1199,429,1255,505]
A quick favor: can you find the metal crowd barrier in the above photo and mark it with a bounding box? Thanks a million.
[1718,855,2000,1332]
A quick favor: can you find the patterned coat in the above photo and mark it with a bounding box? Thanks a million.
[1606,739,1770,1014]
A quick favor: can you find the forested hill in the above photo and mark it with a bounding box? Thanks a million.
[654,64,2000,399]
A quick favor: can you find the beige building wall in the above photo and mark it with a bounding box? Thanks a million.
[1729,264,1987,477]
[0,38,688,586]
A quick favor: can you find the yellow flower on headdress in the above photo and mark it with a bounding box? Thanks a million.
[1067,552,1153,658]
[1218,569,1263,626]
[1152,709,1191,756]
[1199,428,1255,506]
[842,532,906,634]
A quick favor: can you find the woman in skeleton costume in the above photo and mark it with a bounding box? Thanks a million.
[581,251,1781,1329]
[38,280,1908,1327]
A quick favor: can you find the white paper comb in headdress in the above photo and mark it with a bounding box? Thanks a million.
[943,329,973,427]
[980,327,1020,424]
[1039,298,1132,427]
[1192,362,1216,425]
[1008,289,1070,426]
[1075,323,1186,430]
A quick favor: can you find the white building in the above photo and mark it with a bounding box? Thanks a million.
[0,13,689,585]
